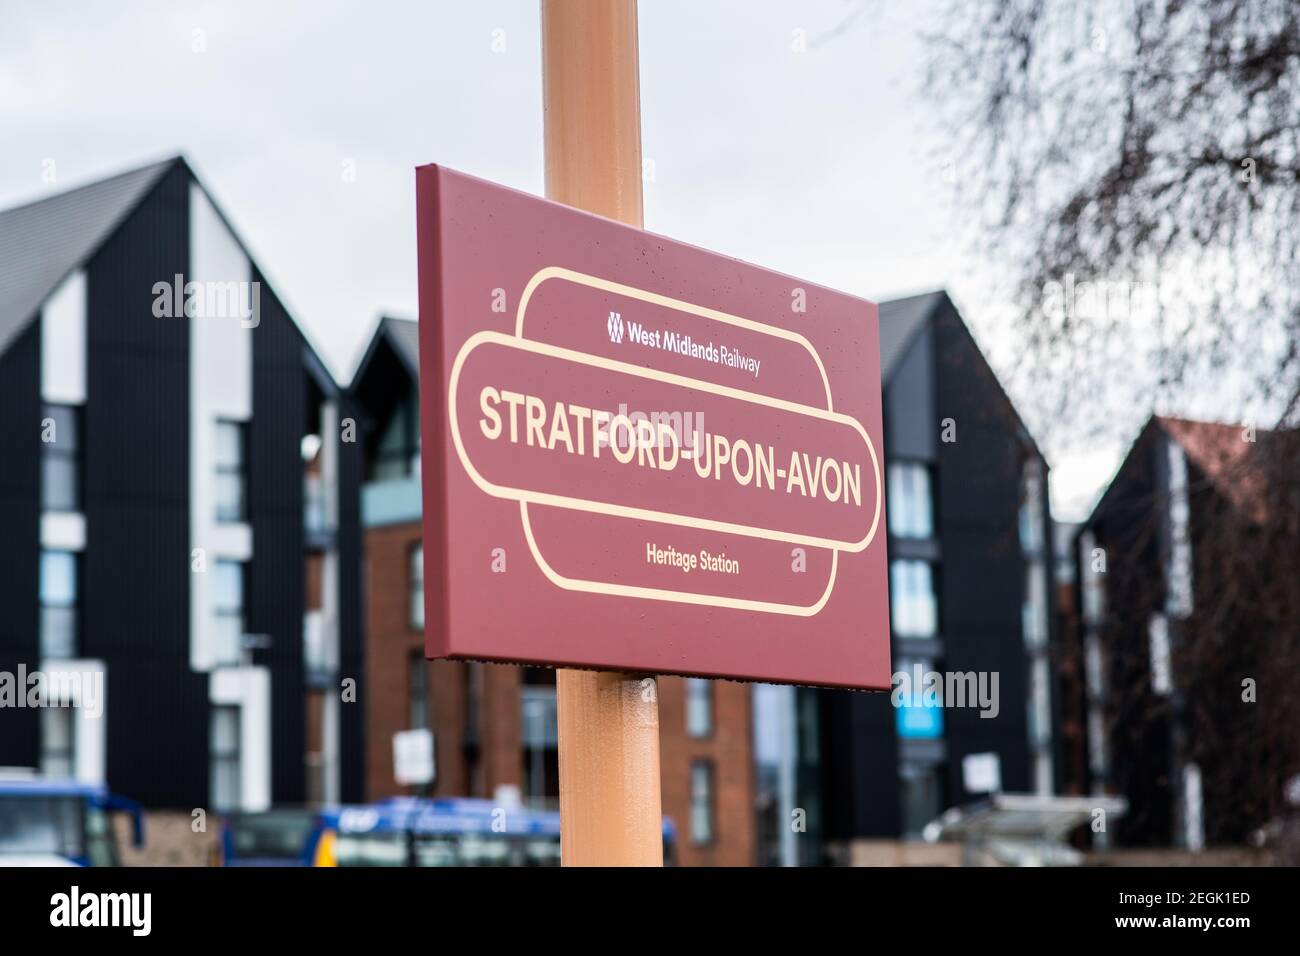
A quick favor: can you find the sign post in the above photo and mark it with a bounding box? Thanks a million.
[414,0,889,872]
[540,0,663,868]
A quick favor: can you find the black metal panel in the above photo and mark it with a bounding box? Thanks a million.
[932,300,1032,796]
[246,275,306,805]
[337,391,366,802]
[821,296,1045,840]
[83,160,210,807]
[0,322,42,767]
[884,322,937,463]
[819,688,900,839]
[1091,427,1173,845]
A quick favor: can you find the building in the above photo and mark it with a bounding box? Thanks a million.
[348,316,756,865]
[0,157,363,815]
[1073,416,1300,848]
[349,317,525,803]
[806,290,1060,863]
[1051,519,1090,794]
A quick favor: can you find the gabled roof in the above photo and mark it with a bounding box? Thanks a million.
[0,157,175,359]
[383,316,420,380]
[1085,415,1284,530]
[350,315,418,391]
[878,290,945,382]
[0,155,338,394]
[878,288,1046,464]
[1157,416,1276,524]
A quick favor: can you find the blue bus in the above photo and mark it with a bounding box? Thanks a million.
[0,775,143,867]
[214,808,319,867]
[217,797,676,866]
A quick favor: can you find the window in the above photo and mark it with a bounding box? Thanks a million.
[1084,635,1105,698]
[373,398,420,481]
[1081,532,1106,626]
[690,761,715,845]
[215,420,247,523]
[1028,658,1051,747]
[890,559,937,638]
[1087,709,1107,774]
[212,560,245,666]
[41,404,80,512]
[1165,443,1194,618]
[1149,614,1172,696]
[40,550,78,659]
[409,544,424,631]
[409,652,428,731]
[1019,459,1044,554]
[41,707,75,778]
[521,685,559,803]
[686,678,712,738]
[1022,562,1048,647]
[887,462,933,538]
[210,706,241,811]
[895,657,944,740]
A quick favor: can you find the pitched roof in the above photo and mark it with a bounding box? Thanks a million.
[0,157,177,358]
[1156,416,1276,524]
[382,316,420,379]
[1086,415,1286,530]
[349,315,419,393]
[878,289,1046,464]
[878,290,945,382]
[0,155,339,394]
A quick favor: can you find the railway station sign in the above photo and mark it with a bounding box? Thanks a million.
[416,165,890,689]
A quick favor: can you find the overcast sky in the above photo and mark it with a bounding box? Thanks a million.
[1,0,1124,520]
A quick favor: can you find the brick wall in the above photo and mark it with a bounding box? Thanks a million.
[658,676,756,866]
[364,521,757,864]
[364,520,522,801]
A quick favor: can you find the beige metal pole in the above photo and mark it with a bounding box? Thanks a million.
[541,0,664,867]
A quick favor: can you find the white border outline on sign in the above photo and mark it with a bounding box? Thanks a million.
[446,267,882,615]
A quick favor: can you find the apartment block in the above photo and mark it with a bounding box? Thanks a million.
[0,157,363,811]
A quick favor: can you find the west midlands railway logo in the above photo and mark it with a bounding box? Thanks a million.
[607,310,625,344]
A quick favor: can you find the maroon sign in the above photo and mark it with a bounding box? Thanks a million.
[416,165,890,689]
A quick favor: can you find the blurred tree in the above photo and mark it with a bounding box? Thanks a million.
[927,0,1300,856]
[927,0,1299,433]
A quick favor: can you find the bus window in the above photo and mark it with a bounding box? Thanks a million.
[456,834,513,866]
[334,833,407,867]
[312,798,671,867]
[222,810,316,865]
[0,794,84,862]
[84,805,119,867]
[410,835,459,867]
[524,837,563,866]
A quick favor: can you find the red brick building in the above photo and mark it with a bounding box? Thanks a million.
[349,317,756,863]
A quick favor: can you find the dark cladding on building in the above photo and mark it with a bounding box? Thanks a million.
[1069,416,1300,851]
[773,291,1061,864]
[0,157,363,818]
